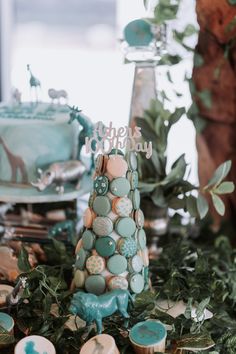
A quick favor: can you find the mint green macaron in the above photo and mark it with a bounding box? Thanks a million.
[129,189,140,210]
[129,273,144,294]
[93,196,111,216]
[126,170,139,190]
[118,238,137,258]
[82,230,96,250]
[75,248,89,270]
[115,217,136,238]
[93,216,113,236]
[107,254,127,275]
[126,151,138,171]
[137,229,147,250]
[95,236,116,257]
[110,177,131,197]
[85,275,106,295]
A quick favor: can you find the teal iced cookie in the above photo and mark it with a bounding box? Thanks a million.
[137,229,147,250]
[128,254,143,273]
[94,175,109,195]
[93,196,111,216]
[129,320,167,347]
[124,19,154,47]
[95,236,116,257]
[85,275,106,295]
[82,230,96,250]
[115,217,136,237]
[93,216,113,236]
[109,148,124,156]
[126,170,139,190]
[107,254,128,275]
[129,189,140,210]
[110,177,131,197]
[118,238,137,258]
[75,248,89,270]
[129,273,144,294]
[134,209,145,229]
[126,151,138,171]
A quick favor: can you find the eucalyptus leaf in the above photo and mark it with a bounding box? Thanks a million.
[197,194,209,219]
[186,195,198,217]
[169,107,185,126]
[151,187,168,207]
[197,89,212,109]
[214,181,235,194]
[158,53,182,65]
[161,154,187,186]
[212,194,225,216]
[207,160,232,188]
[139,181,157,194]
[18,246,32,272]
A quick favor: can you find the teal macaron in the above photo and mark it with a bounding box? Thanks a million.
[129,189,140,210]
[82,230,96,250]
[128,254,143,273]
[75,248,89,270]
[93,195,111,216]
[95,236,116,257]
[115,217,136,238]
[107,254,127,275]
[129,273,144,294]
[137,228,147,250]
[110,177,131,197]
[134,209,145,229]
[118,238,137,258]
[126,151,138,171]
[126,170,139,190]
[93,216,113,236]
[94,175,109,195]
[85,275,106,295]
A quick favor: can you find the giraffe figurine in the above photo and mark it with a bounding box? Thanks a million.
[27,64,41,102]
[0,137,28,183]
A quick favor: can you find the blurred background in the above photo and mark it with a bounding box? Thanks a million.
[0,0,197,183]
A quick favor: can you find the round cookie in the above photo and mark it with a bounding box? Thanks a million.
[138,247,149,267]
[129,189,140,210]
[86,255,105,274]
[128,254,143,273]
[108,276,129,290]
[137,229,147,250]
[115,217,136,238]
[94,175,109,196]
[80,334,120,354]
[118,238,137,258]
[126,170,139,190]
[93,196,111,216]
[112,197,132,217]
[93,216,113,236]
[82,230,96,250]
[83,208,96,228]
[85,275,106,295]
[95,236,116,257]
[107,254,127,275]
[110,177,131,197]
[129,273,144,294]
[75,248,89,270]
[106,155,128,178]
[134,209,145,229]
[74,269,88,288]
[126,151,138,171]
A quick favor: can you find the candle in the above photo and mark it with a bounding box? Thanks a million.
[14,335,56,354]
[0,284,14,307]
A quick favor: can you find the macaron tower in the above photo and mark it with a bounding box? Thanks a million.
[73,150,149,296]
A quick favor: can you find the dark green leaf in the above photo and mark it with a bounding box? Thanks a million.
[194,53,204,67]
[151,187,168,207]
[176,332,215,350]
[197,89,212,109]
[0,325,15,345]
[167,70,173,83]
[214,181,235,194]
[207,160,232,188]
[139,181,157,194]
[195,297,211,319]
[212,194,225,216]
[158,54,182,65]
[18,246,32,272]
[169,107,185,125]
[197,194,209,219]
[186,195,198,217]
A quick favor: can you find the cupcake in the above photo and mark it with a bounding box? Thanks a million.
[80,333,120,354]
[129,320,167,354]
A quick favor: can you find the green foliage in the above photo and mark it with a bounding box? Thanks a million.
[153,0,180,25]
[228,0,236,4]
[18,246,32,272]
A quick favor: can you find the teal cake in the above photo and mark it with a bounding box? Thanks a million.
[0,102,83,202]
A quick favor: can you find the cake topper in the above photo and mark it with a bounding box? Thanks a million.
[48,88,68,105]
[85,121,152,159]
[27,64,41,102]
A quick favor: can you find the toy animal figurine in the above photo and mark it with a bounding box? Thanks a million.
[68,106,104,170]
[0,203,14,220]
[48,219,75,244]
[48,88,68,104]
[69,289,133,334]
[27,64,41,102]
[31,160,86,194]
[12,88,22,104]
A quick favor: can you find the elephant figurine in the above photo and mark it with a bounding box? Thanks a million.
[69,289,133,334]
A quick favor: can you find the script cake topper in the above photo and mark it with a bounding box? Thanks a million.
[85,121,152,159]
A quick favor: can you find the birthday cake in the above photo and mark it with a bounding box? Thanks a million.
[0,102,82,203]
[73,149,149,295]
